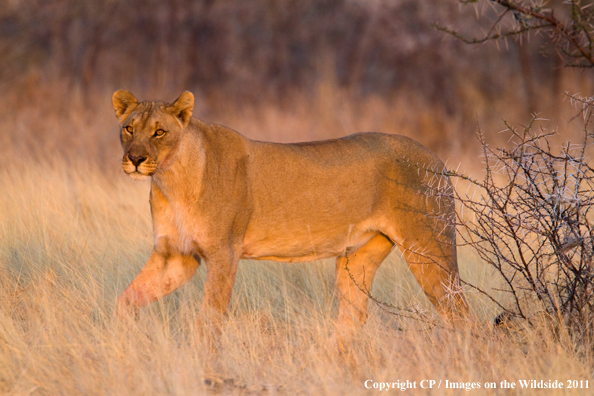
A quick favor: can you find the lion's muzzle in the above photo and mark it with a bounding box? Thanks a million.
[122,154,157,180]
[128,154,147,167]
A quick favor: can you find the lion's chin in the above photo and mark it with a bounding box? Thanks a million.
[126,171,152,181]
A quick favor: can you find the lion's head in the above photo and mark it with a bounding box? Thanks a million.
[112,90,194,180]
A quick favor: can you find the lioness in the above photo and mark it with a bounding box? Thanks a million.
[113,90,468,328]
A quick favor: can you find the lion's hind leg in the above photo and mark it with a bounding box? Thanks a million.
[335,234,394,329]
[402,247,468,323]
[387,226,469,324]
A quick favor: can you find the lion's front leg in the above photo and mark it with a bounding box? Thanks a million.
[116,250,200,317]
[198,250,240,332]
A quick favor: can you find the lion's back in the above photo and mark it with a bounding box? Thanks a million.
[247,132,444,191]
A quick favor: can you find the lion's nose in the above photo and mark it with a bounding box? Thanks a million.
[128,155,147,167]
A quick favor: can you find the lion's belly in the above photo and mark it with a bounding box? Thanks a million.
[241,221,379,262]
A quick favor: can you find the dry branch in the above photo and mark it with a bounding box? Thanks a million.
[436,0,594,68]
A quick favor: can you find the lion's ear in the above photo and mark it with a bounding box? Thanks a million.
[168,91,194,127]
[112,90,138,123]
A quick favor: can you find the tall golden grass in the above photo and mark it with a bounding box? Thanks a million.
[1,81,593,394]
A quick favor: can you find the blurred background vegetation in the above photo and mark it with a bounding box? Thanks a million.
[0,0,592,164]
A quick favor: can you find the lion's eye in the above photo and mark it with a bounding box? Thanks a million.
[124,125,133,134]
[154,129,166,137]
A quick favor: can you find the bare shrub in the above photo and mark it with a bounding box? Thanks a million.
[436,0,594,68]
[440,100,594,350]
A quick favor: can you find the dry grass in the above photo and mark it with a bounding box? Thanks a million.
[1,89,593,395]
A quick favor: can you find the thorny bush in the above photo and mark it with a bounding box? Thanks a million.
[445,98,594,351]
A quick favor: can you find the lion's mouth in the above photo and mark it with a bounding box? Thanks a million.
[126,170,152,181]
[122,159,157,180]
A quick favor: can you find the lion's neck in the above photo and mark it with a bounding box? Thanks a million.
[153,129,205,201]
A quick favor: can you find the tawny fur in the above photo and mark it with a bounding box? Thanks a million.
[113,90,469,329]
